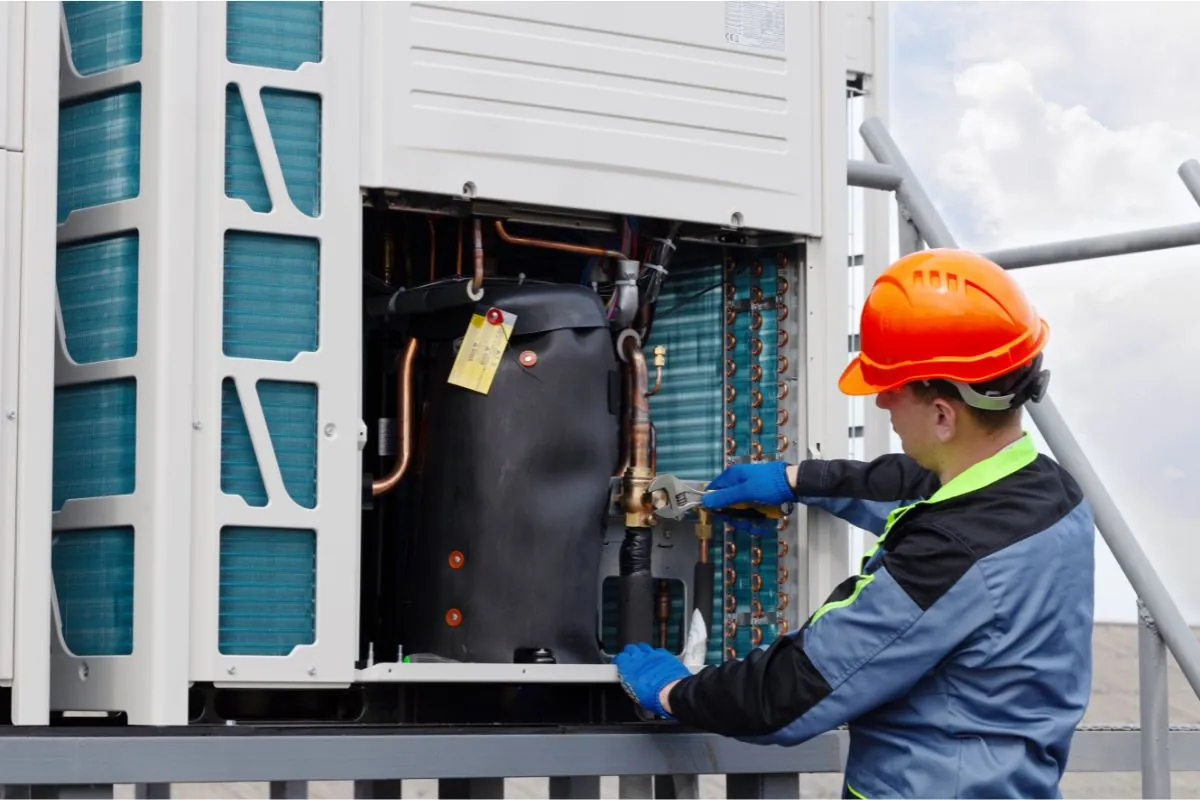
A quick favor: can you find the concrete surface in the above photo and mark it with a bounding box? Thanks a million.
[108,623,1200,798]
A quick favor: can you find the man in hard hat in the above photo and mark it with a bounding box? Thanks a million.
[614,249,1094,799]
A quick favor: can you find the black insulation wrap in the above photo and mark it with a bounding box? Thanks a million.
[400,282,620,665]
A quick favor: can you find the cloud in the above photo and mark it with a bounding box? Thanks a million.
[889,2,1200,624]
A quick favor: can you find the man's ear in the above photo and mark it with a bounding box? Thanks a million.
[931,396,957,443]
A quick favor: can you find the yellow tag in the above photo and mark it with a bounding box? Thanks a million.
[447,307,516,395]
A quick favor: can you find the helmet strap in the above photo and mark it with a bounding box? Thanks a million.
[933,355,1051,412]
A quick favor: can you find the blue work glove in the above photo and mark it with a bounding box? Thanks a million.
[613,643,690,718]
[702,462,796,511]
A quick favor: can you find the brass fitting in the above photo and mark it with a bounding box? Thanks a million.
[696,508,713,564]
[623,466,655,528]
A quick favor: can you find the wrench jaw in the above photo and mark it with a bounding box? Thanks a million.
[647,475,705,521]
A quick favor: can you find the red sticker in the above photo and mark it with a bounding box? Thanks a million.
[485,308,503,325]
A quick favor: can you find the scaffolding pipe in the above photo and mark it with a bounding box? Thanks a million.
[1138,600,1172,799]
[847,160,902,191]
[859,114,1200,702]
[981,222,1200,270]
[1180,159,1200,208]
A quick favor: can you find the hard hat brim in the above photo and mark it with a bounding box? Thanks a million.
[837,356,892,396]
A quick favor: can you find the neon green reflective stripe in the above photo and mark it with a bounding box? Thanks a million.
[846,782,867,799]
[817,432,1039,622]
[863,432,1038,560]
[809,574,874,625]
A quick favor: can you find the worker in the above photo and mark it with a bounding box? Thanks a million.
[614,248,1095,799]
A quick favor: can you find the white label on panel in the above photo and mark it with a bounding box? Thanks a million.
[724,1,786,52]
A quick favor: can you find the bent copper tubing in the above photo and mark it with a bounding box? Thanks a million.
[623,336,652,472]
[494,220,626,259]
[472,219,484,296]
[373,338,418,497]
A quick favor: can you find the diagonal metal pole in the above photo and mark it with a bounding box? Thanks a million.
[859,115,1200,701]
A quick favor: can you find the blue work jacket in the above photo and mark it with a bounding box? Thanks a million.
[667,433,1095,798]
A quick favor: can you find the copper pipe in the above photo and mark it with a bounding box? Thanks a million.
[493,220,625,259]
[428,218,436,281]
[456,219,463,276]
[471,219,484,295]
[373,338,418,496]
[620,336,653,527]
[645,345,665,397]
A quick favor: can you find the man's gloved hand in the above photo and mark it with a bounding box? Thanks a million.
[613,643,690,718]
[702,461,795,511]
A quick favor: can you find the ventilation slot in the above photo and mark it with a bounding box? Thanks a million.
[218,526,317,656]
[62,1,144,76]
[53,527,135,657]
[57,85,142,223]
[57,233,139,364]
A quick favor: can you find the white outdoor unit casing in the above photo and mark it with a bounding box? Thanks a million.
[360,1,824,235]
[0,1,61,726]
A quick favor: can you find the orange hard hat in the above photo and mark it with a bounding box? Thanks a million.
[838,249,1049,397]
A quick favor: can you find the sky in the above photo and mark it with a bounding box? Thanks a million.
[884,1,1200,624]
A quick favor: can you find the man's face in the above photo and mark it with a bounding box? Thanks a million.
[875,384,950,469]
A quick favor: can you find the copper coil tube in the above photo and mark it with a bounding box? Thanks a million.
[777,303,789,322]
[778,408,789,426]
[725,282,737,300]
[752,574,763,592]
[725,332,737,351]
[725,436,737,456]
[751,286,763,303]
[751,364,763,382]
[725,541,737,559]
[751,338,763,357]
[778,433,789,452]
[751,388,763,408]
[751,599,763,618]
[778,381,789,401]
[373,338,419,497]
[750,441,763,460]
[778,593,790,612]
[777,329,789,348]
[751,546,763,566]
[751,416,763,435]
[725,620,738,639]
[750,627,762,647]
[778,539,789,557]
[725,309,737,325]
[778,355,789,374]
[725,595,737,613]
[725,568,737,586]
[725,360,737,378]
[750,309,762,330]
[778,565,789,584]
[779,618,790,635]
[777,276,789,294]
[725,385,737,403]
[725,410,737,430]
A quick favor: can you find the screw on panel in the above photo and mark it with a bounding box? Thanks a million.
[308,667,317,677]
[324,423,336,438]
[5,410,14,420]
[193,421,201,430]
[227,666,236,675]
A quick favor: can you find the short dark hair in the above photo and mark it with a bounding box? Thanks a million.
[909,361,1042,433]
